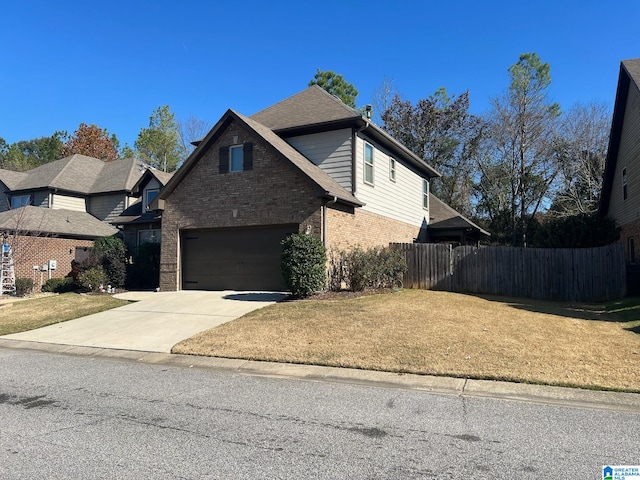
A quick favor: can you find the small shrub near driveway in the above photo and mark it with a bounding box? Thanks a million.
[14,278,35,297]
[281,233,327,298]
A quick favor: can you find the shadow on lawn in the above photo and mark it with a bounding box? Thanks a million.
[471,293,640,332]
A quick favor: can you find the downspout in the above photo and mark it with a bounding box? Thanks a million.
[322,195,338,248]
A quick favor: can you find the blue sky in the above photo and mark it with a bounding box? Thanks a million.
[1,0,639,149]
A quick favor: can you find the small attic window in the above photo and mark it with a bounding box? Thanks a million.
[623,167,628,200]
[146,189,159,209]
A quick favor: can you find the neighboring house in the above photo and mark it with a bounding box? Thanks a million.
[156,85,488,292]
[0,154,145,284]
[600,58,640,264]
[114,167,174,256]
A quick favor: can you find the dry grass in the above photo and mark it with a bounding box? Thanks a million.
[0,293,129,335]
[173,289,640,392]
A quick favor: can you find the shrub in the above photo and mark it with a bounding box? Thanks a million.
[329,246,407,292]
[14,278,34,297]
[41,277,77,293]
[281,233,327,298]
[77,236,128,287]
[77,266,109,292]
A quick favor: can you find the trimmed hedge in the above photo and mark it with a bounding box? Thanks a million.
[281,233,327,298]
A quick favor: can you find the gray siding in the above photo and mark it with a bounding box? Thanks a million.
[88,193,128,222]
[286,128,352,191]
[34,191,50,208]
[0,182,8,212]
[610,81,640,226]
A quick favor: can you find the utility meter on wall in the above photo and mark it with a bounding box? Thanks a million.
[48,260,57,271]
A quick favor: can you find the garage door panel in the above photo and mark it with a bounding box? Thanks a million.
[181,225,298,291]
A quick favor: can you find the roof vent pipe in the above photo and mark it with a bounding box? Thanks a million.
[365,105,372,119]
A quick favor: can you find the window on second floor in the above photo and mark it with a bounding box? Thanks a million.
[219,143,253,173]
[389,157,396,182]
[623,167,628,200]
[10,194,31,209]
[423,179,429,210]
[364,142,374,185]
[145,189,159,210]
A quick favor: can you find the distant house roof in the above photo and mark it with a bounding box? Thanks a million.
[0,155,145,195]
[159,109,364,208]
[0,206,118,239]
[599,58,640,216]
[115,200,162,225]
[428,194,490,237]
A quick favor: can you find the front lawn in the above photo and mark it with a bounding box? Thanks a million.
[0,293,130,335]
[172,289,640,392]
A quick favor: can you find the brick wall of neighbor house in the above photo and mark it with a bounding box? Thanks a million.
[326,207,421,252]
[8,235,93,289]
[159,121,323,291]
[621,217,640,263]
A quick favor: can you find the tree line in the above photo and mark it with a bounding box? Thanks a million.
[311,57,617,248]
[0,107,211,173]
[2,58,618,248]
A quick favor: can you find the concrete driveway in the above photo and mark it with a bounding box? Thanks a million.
[1,290,288,353]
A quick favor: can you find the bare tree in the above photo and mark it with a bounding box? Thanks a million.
[552,102,611,216]
[178,116,212,157]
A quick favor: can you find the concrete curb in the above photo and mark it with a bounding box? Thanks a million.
[1,338,639,414]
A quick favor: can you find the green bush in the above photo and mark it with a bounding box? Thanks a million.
[77,266,109,292]
[41,277,77,293]
[77,236,128,287]
[14,278,34,297]
[329,246,407,292]
[281,233,327,298]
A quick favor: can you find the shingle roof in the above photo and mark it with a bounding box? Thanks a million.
[2,155,145,195]
[0,206,118,238]
[0,169,28,190]
[599,59,640,216]
[251,85,361,131]
[428,194,490,236]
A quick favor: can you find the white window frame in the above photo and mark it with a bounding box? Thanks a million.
[423,179,429,210]
[145,189,159,210]
[10,194,30,209]
[364,142,374,185]
[230,145,244,172]
[389,157,396,182]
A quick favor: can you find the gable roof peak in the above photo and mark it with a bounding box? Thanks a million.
[250,85,362,132]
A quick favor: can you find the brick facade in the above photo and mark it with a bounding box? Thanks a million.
[7,235,93,289]
[620,217,640,263]
[326,206,421,253]
[159,120,323,291]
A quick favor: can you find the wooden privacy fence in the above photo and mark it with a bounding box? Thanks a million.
[391,243,626,302]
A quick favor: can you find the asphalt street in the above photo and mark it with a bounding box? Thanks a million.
[1,347,639,479]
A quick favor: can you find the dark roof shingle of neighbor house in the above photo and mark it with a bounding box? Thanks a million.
[0,155,144,195]
[428,194,490,236]
[0,205,118,238]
